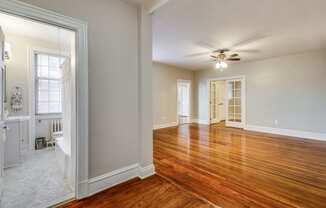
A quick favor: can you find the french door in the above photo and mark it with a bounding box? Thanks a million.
[210,81,225,124]
[226,79,245,128]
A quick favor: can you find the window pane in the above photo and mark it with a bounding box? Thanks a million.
[48,67,61,79]
[38,90,49,102]
[49,56,60,68]
[38,66,49,77]
[38,102,48,114]
[49,103,61,113]
[36,53,64,114]
[38,54,48,66]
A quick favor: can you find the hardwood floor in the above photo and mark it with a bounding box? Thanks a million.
[60,175,214,208]
[62,123,326,208]
[154,123,326,208]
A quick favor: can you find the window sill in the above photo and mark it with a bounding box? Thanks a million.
[35,114,62,120]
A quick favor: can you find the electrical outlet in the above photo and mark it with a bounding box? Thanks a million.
[274,120,278,126]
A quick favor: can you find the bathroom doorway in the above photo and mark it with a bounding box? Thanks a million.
[0,11,77,208]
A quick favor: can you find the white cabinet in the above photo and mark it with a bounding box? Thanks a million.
[4,116,30,168]
[4,121,20,168]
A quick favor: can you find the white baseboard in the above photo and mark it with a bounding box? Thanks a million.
[88,163,155,196]
[153,122,178,130]
[245,125,326,141]
[191,119,198,123]
[196,119,209,125]
[139,164,156,179]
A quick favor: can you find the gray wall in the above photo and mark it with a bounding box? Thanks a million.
[194,49,326,133]
[19,0,145,178]
[153,62,195,126]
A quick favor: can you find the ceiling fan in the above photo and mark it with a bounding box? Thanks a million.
[185,35,267,70]
[209,49,241,71]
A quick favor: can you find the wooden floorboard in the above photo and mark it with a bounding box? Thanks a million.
[154,123,326,208]
[60,175,215,208]
[63,123,326,208]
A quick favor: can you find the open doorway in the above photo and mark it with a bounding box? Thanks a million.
[177,80,191,125]
[209,77,245,128]
[0,12,76,208]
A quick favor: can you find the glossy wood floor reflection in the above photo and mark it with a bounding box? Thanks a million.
[154,123,326,208]
[60,175,215,208]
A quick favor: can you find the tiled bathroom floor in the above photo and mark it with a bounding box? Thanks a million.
[1,149,73,208]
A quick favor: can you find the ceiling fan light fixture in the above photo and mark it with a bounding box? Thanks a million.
[215,61,228,71]
[220,61,228,69]
[215,62,221,69]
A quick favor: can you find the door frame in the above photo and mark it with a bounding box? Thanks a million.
[207,75,246,128]
[177,79,191,125]
[0,0,89,199]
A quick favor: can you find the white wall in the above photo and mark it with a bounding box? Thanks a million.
[195,49,326,133]
[19,0,153,178]
[153,62,195,126]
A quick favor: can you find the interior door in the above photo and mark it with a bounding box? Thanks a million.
[210,81,226,124]
[210,81,219,123]
[226,79,244,128]
[217,81,226,121]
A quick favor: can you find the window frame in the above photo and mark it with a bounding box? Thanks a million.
[34,51,68,116]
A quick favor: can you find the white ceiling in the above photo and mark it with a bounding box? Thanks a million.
[153,0,326,70]
[0,12,74,45]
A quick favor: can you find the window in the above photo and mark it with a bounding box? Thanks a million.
[35,53,66,115]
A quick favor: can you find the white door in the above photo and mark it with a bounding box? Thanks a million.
[0,26,6,200]
[226,79,244,128]
[210,81,226,124]
[177,80,190,124]
[210,81,219,123]
[217,81,226,121]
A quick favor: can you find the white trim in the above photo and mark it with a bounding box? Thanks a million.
[191,119,198,123]
[88,163,155,196]
[0,0,89,199]
[197,119,209,125]
[153,122,178,130]
[139,164,156,179]
[245,125,326,141]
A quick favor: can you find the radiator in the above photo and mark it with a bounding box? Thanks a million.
[51,119,63,138]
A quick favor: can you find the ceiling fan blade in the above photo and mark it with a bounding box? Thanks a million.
[214,48,230,53]
[229,53,239,58]
[210,55,218,59]
[227,58,241,61]
[197,41,219,51]
[233,49,260,53]
[201,59,216,63]
[231,35,268,49]
[184,51,211,58]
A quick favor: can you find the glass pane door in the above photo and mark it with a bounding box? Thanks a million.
[226,79,243,128]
